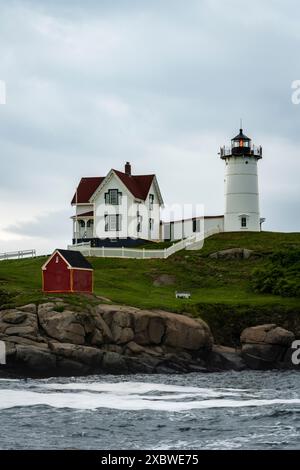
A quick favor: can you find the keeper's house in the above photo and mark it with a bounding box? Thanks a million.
[71,162,164,247]
[42,249,93,293]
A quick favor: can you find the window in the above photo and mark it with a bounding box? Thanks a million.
[241,217,247,228]
[233,139,249,148]
[149,194,154,210]
[137,212,142,233]
[192,218,201,233]
[149,218,154,231]
[79,220,85,228]
[87,219,93,228]
[105,214,122,231]
[105,189,121,205]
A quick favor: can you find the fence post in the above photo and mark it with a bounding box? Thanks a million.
[143,248,145,259]
[102,246,105,258]
[122,246,124,258]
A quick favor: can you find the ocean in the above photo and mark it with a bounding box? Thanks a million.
[0,371,299,450]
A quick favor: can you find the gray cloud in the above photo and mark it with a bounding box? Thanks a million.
[0,0,299,254]
[4,209,72,239]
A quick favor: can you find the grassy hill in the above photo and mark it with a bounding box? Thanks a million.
[0,232,299,345]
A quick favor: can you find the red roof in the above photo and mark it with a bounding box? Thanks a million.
[71,171,155,204]
[71,211,94,218]
[113,170,155,200]
[71,177,104,204]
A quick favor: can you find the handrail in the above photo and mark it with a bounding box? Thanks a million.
[69,228,220,259]
[220,145,262,158]
[0,249,36,261]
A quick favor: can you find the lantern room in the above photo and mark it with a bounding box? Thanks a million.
[220,128,262,160]
[231,129,251,155]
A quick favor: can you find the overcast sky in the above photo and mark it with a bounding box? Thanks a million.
[0,0,300,255]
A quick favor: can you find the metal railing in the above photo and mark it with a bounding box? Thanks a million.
[74,231,93,240]
[0,249,36,261]
[220,145,262,158]
[68,227,221,259]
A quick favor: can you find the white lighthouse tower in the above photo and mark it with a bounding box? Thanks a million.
[220,128,263,232]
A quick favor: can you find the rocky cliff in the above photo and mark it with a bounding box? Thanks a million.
[0,301,214,376]
[0,301,298,377]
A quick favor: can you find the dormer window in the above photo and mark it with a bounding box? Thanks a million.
[149,194,154,210]
[105,189,122,205]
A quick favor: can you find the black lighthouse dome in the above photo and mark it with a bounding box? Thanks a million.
[231,128,251,156]
[220,128,262,160]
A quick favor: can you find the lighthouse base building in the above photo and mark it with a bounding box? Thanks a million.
[70,128,263,247]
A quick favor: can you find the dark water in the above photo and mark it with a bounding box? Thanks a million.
[0,371,299,450]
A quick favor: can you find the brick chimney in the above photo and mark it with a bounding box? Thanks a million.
[125,162,131,175]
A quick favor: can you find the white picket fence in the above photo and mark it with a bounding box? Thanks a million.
[0,249,36,261]
[68,227,221,259]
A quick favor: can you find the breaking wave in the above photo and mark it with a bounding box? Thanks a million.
[0,371,299,449]
[0,381,299,411]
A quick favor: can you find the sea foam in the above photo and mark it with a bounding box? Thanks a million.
[0,387,299,412]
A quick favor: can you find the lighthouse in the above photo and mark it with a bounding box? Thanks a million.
[220,128,262,232]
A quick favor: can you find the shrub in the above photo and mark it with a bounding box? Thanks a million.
[251,249,300,298]
[52,305,65,313]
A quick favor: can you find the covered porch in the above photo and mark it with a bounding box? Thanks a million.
[72,211,94,242]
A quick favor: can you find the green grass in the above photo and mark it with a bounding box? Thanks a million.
[0,231,299,310]
[138,240,173,249]
[1,231,299,345]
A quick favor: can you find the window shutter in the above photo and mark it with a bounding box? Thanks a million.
[117,214,122,231]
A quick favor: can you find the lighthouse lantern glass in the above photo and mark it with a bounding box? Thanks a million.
[233,139,249,148]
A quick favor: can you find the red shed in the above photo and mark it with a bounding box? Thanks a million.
[42,249,93,293]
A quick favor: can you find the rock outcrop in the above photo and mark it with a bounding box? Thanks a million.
[240,324,296,369]
[209,248,254,260]
[0,302,214,377]
[153,275,176,286]
[0,302,298,377]
[207,345,246,371]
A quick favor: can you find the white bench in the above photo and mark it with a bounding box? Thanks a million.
[175,291,191,299]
